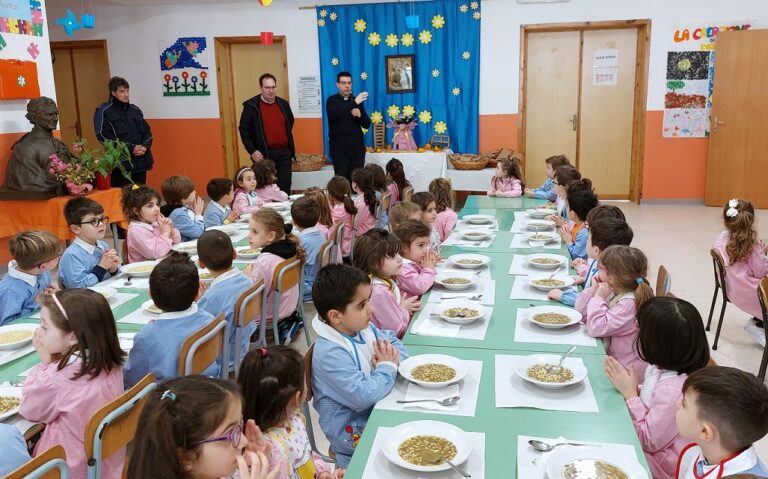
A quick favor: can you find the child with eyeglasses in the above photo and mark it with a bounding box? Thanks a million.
[59,197,121,288]
[0,230,61,325]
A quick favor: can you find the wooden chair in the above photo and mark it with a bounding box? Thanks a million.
[301,344,336,464]
[756,278,768,380]
[178,314,229,378]
[707,249,731,350]
[375,191,392,229]
[330,222,345,265]
[655,265,672,297]
[256,256,310,346]
[317,240,333,270]
[402,185,414,203]
[6,445,70,479]
[348,213,359,262]
[121,234,129,265]
[232,281,265,375]
[84,373,157,479]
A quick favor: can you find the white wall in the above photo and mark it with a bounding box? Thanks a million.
[0,0,56,134]
[47,0,768,120]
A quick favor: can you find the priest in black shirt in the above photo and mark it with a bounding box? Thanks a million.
[325,71,371,182]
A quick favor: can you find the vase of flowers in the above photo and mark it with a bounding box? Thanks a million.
[77,139,133,190]
[49,152,95,196]
[387,114,418,151]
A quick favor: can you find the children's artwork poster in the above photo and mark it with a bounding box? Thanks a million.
[663,21,753,138]
[0,0,45,38]
[159,37,211,97]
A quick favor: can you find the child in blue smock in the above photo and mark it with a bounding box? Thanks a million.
[291,196,326,301]
[161,175,205,242]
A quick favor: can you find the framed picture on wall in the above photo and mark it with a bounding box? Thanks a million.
[385,54,415,94]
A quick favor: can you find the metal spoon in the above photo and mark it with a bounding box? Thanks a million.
[548,346,576,374]
[417,449,471,477]
[396,396,461,406]
[528,439,598,452]
[442,294,483,300]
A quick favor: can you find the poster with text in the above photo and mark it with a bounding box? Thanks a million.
[159,37,211,97]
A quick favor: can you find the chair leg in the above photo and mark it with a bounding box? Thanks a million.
[759,343,768,381]
[712,298,728,350]
[706,285,719,331]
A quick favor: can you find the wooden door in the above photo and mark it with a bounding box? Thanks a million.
[524,31,580,189]
[705,29,768,207]
[52,48,78,147]
[578,29,637,197]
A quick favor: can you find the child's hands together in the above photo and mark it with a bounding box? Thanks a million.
[524,188,535,197]
[604,357,638,400]
[547,288,563,301]
[319,469,346,479]
[596,282,612,299]
[227,211,240,223]
[372,338,400,366]
[572,258,586,268]
[558,225,572,244]
[193,196,205,216]
[32,328,53,364]
[573,275,585,286]
[401,294,421,313]
[237,451,281,479]
[422,250,440,268]
[157,214,173,236]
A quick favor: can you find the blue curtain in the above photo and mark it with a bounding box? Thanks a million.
[316,0,481,158]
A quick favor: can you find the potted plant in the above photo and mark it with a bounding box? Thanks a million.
[75,139,133,190]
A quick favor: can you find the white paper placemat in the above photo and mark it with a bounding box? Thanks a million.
[361,427,486,478]
[100,274,150,290]
[428,280,496,306]
[0,345,35,367]
[441,231,496,249]
[509,277,555,301]
[508,255,570,276]
[229,231,249,244]
[514,211,530,222]
[494,355,598,412]
[435,263,492,283]
[118,308,157,325]
[376,360,483,417]
[455,218,499,232]
[517,435,642,476]
[510,234,562,250]
[411,303,493,341]
[513,309,596,347]
[108,292,139,309]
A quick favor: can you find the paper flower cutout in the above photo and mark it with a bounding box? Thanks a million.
[330,12,337,21]
[371,111,383,124]
[418,110,432,123]
[387,105,401,118]
[419,30,432,44]
[470,1,479,9]
[354,19,367,32]
[431,15,445,29]
[319,9,327,18]
[452,87,461,96]
[432,69,440,78]
[17,75,26,87]
[403,105,416,117]
[360,72,368,80]
[317,19,326,27]
[460,4,468,13]
[473,11,481,20]
[434,121,448,134]
[368,32,381,46]
[462,51,471,60]
[385,33,399,48]
[331,57,340,66]
[401,33,415,47]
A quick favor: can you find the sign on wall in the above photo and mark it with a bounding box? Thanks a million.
[159,37,211,97]
[0,0,44,37]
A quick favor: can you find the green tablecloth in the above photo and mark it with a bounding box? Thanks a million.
[463,195,548,210]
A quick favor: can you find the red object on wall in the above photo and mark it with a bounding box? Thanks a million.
[261,32,274,45]
[0,59,41,99]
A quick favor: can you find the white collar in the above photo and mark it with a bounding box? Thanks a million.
[73,236,99,254]
[7,260,38,287]
[402,258,414,265]
[130,221,154,230]
[209,268,242,288]
[689,445,761,477]
[371,276,402,304]
[211,201,227,213]
[640,365,679,406]
[298,226,319,237]
[312,315,377,374]
[157,304,198,320]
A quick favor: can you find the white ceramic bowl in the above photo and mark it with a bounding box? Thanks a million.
[120,260,158,278]
[0,385,22,421]
[198,269,214,285]
[515,354,588,389]
[525,219,556,231]
[0,323,37,351]
[461,229,493,241]
[434,272,478,291]
[88,286,117,301]
[381,420,473,473]
[206,224,238,235]
[527,254,568,270]
[237,213,253,224]
[117,333,136,353]
[236,246,262,259]
[525,231,559,243]
[527,208,557,218]
[525,306,582,329]
[545,446,649,479]
[463,214,494,224]
[448,254,491,269]
[141,299,163,315]
[172,241,198,255]
[263,201,290,211]
[399,354,468,388]
[437,299,487,325]
[527,274,575,291]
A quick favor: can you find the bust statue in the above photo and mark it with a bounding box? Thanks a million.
[0,97,68,200]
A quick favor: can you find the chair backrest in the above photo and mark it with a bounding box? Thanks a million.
[330,222,344,265]
[84,373,156,479]
[178,314,228,378]
[232,281,265,374]
[402,185,414,203]
[710,249,729,299]
[121,235,129,265]
[317,240,333,269]
[271,256,302,293]
[6,445,70,479]
[348,213,358,261]
[758,278,768,323]
[655,265,672,297]
[304,343,315,402]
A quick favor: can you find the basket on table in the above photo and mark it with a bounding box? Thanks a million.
[292,154,326,172]
[448,153,489,170]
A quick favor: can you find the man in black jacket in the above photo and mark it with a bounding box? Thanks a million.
[94,76,153,186]
[238,73,295,194]
[326,71,371,182]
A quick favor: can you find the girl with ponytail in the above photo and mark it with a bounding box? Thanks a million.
[327,176,358,258]
[385,158,410,204]
[351,168,377,237]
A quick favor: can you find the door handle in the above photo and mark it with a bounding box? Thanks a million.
[712,115,725,130]
[569,114,578,131]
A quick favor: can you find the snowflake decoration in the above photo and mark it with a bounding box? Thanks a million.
[385,33,399,48]
[329,12,337,21]
[418,110,432,124]
[462,51,471,60]
[470,1,479,9]
[371,111,383,124]
[360,72,368,80]
[432,69,440,78]
[319,9,327,18]
[431,15,445,29]
[419,30,432,44]
[401,32,415,47]
[331,57,339,66]
[434,121,448,134]
[368,32,381,46]
[387,105,401,118]
[402,105,416,117]
[17,75,26,87]
[452,87,461,96]
[354,19,367,32]
[460,4,468,13]
[317,19,326,27]
[473,11,481,20]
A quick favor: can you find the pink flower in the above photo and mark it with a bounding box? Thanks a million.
[94,160,99,165]
[48,168,54,174]
[49,153,59,162]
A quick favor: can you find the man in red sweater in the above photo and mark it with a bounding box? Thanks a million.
[238,73,296,193]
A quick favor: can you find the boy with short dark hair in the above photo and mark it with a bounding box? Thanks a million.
[59,197,120,288]
[204,178,239,229]
[0,230,61,324]
[161,175,205,242]
[676,366,768,478]
[311,264,409,468]
[559,187,599,260]
[123,252,218,387]
[525,154,571,201]
[197,230,253,368]
[291,197,325,301]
